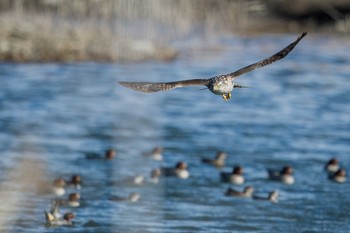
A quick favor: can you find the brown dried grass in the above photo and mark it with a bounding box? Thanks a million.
[0,0,257,62]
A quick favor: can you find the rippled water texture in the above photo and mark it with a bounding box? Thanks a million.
[1,34,350,233]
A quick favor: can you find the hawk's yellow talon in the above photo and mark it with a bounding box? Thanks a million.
[222,93,231,101]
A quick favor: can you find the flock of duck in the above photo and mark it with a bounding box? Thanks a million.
[37,32,315,227]
[44,147,346,227]
[203,152,346,200]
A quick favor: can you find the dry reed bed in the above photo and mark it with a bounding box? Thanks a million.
[0,0,257,62]
[0,0,349,62]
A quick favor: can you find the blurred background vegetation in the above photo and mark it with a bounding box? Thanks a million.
[1,0,350,62]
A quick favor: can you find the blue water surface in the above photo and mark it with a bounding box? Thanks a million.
[0,34,350,233]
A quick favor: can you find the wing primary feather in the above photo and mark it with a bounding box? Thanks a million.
[119,79,209,93]
[119,33,307,94]
[228,32,307,78]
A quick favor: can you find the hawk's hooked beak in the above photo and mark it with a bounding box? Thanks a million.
[222,93,231,101]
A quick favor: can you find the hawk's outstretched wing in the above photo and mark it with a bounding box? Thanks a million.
[119,32,307,94]
[119,79,209,93]
[227,32,307,79]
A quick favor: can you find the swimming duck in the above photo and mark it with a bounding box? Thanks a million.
[267,166,295,185]
[150,168,162,183]
[128,175,145,185]
[201,151,227,168]
[85,149,116,160]
[324,158,339,174]
[220,166,244,185]
[113,175,145,186]
[45,211,74,226]
[54,193,81,207]
[52,178,66,196]
[253,190,279,203]
[109,192,140,202]
[225,186,254,198]
[143,147,163,161]
[66,175,81,190]
[161,161,190,179]
[104,149,117,160]
[328,168,346,183]
[49,200,61,220]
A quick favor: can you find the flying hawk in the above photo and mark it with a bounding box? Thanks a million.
[119,32,307,101]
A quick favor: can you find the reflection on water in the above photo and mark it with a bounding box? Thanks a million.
[1,34,350,233]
